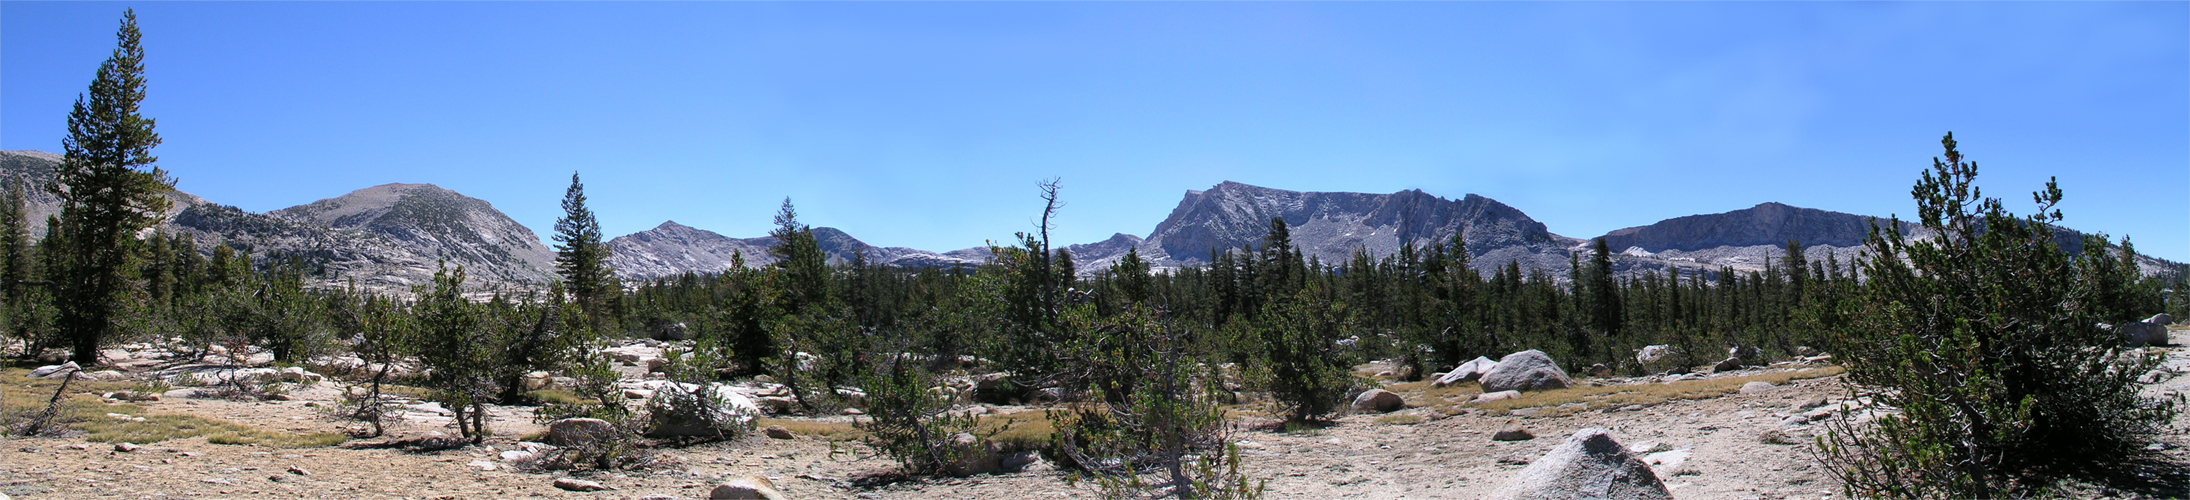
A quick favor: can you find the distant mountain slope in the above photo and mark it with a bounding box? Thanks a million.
[271,183,557,284]
[1104,181,1578,276]
[605,222,986,281]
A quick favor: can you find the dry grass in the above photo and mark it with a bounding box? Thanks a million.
[3,366,346,448]
[1373,413,1426,425]
[1468,366,1845,416]
[1380,380,1484,405]
[977,409,1061,449]
[525,389,590,405]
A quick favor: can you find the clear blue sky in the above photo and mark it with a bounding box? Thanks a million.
[5,2,2185,261]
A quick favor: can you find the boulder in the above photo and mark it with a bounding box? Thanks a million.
[940,432,1003,477]
[1711,357,1743,373]
[651,321,691,341]
[2151,313,2176,326]
[1759,428,1803,445]
[2119,321,2170,347]
[1435,356,1499,387]
[1635,345,1672,365]
[27,362,78,379]
[1480,350,1571,393]
[1587,364,1613,378]
[644,383,762,438]
[1738,381,1776,395]
[1352,389,1406,413]
[1475,390,1522,403]
[552,478,611,492]
[763,425,795,440]
[1488,428,1673,500]
[710,474,788,499]
[278,367,323,383]
[1727,346,1764,363]
[545,418,616,447]
[520,371,553,391]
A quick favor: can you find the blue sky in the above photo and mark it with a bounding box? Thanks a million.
[4,2,2185,261]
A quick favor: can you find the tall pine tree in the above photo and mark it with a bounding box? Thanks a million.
[553,172,617,335]
[51,10,177,365]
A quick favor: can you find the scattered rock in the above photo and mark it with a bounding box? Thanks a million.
[1738,381,1776,395]
[1351,389,1405,413]
[1488,428,1673,500]
[27,362,78,379]
[2151,313,2176,325]
[1795,397,1828,409]
[842,408,865,416]
[546,418,616,447]
[941,432,1002,477]
[287,466,311,476]
[553,477,612,492]
[2120,321,2170,348]
[1640,448,1690,471]
[500,450,535,462]
[710,474,788,499]
[1712,357,1743,373]
[1635,345,1672,365]
[1436,356,1500,387]
[763,425,795,440]
[113,442,140,453]
[644,383,762,438]
[1493,425,1535,442]
[1480,350,1572,393]
[467,460,497,471]
[277,366,322,383]
[1587,364,1613,378]
[1475,390,1522,403]
[1759,428,1803,445]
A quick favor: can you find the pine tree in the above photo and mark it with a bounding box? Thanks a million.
[51,10,177,365]
[553,172,617,336]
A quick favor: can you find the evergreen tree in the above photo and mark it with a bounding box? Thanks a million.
[50,9,177,365]
[553,172,617,336]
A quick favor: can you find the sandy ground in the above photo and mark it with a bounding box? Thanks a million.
[6,330,2190,499]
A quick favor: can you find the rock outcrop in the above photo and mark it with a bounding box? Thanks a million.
[1489,428,1672,500]
[1480,350,1572,393]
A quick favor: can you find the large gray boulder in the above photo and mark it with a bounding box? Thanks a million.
[2150,313,2176,325]
[545,418,615,447]
[2118,321,2170,348]
[1489,428,1673,500]
[1435,356,1498,387]
[1480,350,1572,393]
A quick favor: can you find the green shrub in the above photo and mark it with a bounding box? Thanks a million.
[1818,133,2179,498]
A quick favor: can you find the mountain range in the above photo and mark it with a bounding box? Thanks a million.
[1,149,2176,291]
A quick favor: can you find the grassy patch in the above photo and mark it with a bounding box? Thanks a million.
[1373,413,1425,425]
[756,418,865,441]
[525,389,590,406]
[977,409,1060,450]
[1381,380,1483,404]
[3,367,346,448]
[1473,366,1845,416]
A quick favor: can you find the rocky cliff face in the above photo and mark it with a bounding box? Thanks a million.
[1112,181,1579,277]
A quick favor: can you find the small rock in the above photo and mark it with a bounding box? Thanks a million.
[1351,389,1406,413]
[1713,357,1743,373]
[842,408,864,416]
[500,450,535,462]
[1588,363,1613,378]
[202,477,235,486]
[287,466,311,476]
[467,459,497,471]
[1738,381,1776,395]
[1492,425,1534,441]
[1794,397,1828,409]
[114,442,140,453]
[763,425,794,440]
[554,477,612,492]
[1475,390,1522,403]
[710,474,787,499]
[1759,428,1803,445]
